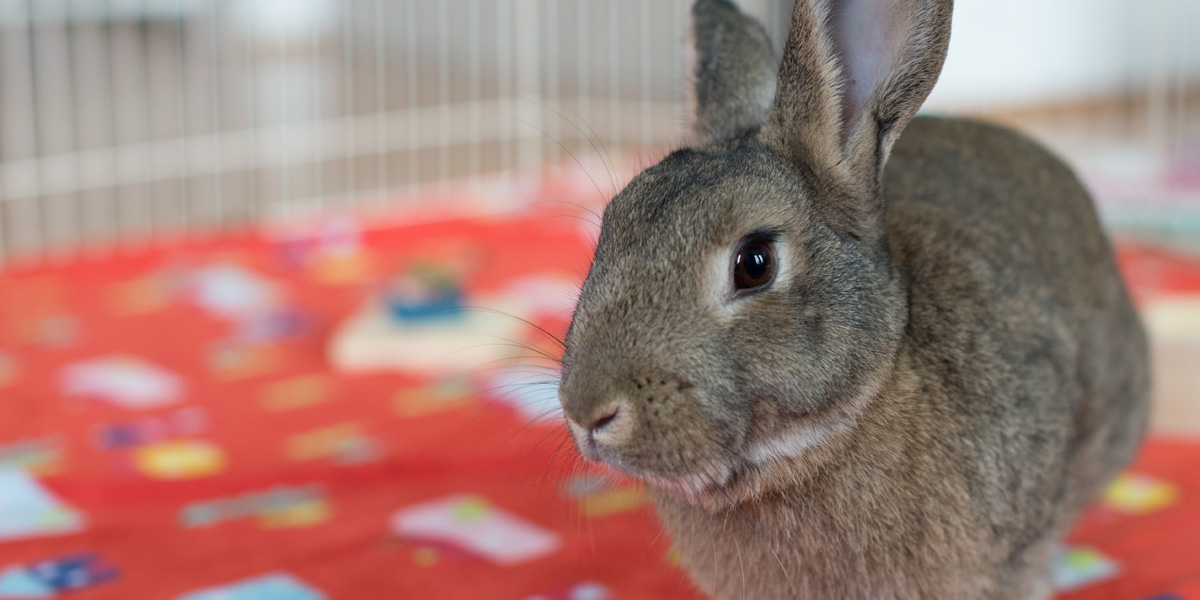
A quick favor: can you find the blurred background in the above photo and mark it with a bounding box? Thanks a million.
[3,0,1195,433]
[1,0,1197,262]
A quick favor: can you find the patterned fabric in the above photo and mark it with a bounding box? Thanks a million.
[0,197,1197,599]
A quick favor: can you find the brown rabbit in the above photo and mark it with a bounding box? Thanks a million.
[555,0,1150,598]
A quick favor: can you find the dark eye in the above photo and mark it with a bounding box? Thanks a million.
[733,241,775,291]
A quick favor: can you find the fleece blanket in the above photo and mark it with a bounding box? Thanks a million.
[0,187,1198,599]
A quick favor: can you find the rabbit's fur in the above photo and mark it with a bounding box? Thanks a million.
[556,0,1150,598]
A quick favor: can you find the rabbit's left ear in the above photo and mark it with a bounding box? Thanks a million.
[765,0,953,195]
[688,0,779,145]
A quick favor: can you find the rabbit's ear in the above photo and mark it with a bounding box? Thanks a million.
[765,0,952,223]
[688,0,779,145]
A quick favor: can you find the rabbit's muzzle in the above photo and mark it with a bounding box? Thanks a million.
[561,373,740,497]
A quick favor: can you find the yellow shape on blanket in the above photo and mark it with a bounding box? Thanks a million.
[260,375,331,412]
[27,458,65,478]
[106,276,171,315]
[393,378,475,417]
[310,250,378,285]
[210,345,281,381]
[582,486,648,518]
[412,547,439,567]
[135,440,227,480]
[286,423,362,462]
[1,277,66,344]
[0,354,16,387]
[258,498,333,529]
[1103,472,1179,515]
[451,497,490,523]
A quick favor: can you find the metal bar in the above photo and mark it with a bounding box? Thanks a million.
[674,0,686,141]
[59,0,83,257]
[138,0,158,238]
[277,17,291,217]
[102,0,118,242]
[468,0,481,183]
[210,0,224,225]
[244,3,260,221]
[640,0,651,149]
[544,0,559,172]
[344,1,358,205]
[175,1,190,233]
[608,0,620,154]
[71,0,116,248]
[514,0,541,173]
[21,0,44,257]
[496,0,512,179]
[438,0,451,189]
[375,0,387,200]
[108,0,144,241]
[405,0,417,197]
[308,1,323,211]
[577,0,589,158]
[0,0,35,262]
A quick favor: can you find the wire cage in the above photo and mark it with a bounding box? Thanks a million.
[0,0,796,265]
[0,0,1197,266]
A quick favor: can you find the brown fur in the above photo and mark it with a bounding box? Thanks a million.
[557,1,1149,598]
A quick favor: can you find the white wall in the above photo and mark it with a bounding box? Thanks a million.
[926,0,1200,110]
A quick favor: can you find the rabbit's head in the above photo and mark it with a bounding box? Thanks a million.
[559,0,952,509]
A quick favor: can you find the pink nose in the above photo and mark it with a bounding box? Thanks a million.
[580,400,632,446]
[589,406,619,431]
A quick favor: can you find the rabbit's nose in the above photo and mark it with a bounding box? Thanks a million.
[584,400,633,446]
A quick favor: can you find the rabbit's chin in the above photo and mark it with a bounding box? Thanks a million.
[640,466,752,512]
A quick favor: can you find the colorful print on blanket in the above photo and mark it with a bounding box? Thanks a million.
[0,204,1198,599]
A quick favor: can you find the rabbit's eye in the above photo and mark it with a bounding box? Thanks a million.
[733,241,775,291]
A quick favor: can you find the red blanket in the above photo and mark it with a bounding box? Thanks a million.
[0,206,1196,599]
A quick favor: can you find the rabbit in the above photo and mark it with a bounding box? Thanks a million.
[554,0,1151,598]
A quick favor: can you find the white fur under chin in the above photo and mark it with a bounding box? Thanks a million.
[746,421,837,466]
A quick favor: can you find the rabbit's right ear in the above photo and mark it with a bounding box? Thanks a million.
[764,0,953,235]
[688,0,779,145]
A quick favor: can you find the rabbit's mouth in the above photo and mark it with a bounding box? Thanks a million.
[634,464,745,509]
[592,448,767,511]
[640,457,810,512]
[569,434,745,508]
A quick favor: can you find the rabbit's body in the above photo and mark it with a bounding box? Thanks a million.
[655,116,1149,599]
[556,1,1149,598]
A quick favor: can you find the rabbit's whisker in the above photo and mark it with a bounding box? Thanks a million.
[522,98,619,193]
